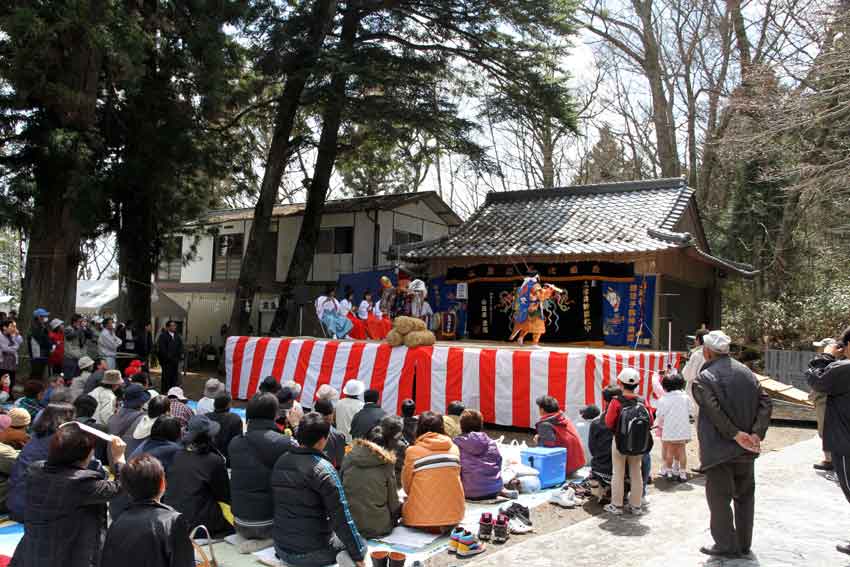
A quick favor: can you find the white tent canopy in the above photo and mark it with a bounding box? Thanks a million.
[76,280,119,314]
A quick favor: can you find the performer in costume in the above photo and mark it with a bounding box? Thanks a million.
[341,287,367,340]
[407,279,434,327]
[315,288,353,339]
[509,273,562,346]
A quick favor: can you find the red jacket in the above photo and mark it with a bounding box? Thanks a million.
[47,330,64,367]
[605,394,655,431]
[535,411,586,474]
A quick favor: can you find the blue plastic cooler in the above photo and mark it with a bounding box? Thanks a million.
[521,446,567,488]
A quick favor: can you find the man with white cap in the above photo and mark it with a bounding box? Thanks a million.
[693,330,772,558]
[335,380,365,442]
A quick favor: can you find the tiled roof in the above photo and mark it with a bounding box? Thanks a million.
[406,178,695,259]
[202,191,462,227]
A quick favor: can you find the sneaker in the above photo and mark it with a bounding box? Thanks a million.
[508,518,533,534]
[502,489,519,500]
[478,513,494,541]
[678,471,688,482]
[603,503,623,515]
[456,532,487,558]
[550,487,577,508]
[448,527,466,554]
[641,496,650,508]
[502,503,532,526]
[493,514,510,543]
[628,504,644,516]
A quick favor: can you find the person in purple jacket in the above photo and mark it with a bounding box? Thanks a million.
[453,409,517,500]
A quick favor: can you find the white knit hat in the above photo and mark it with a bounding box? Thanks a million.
[704,330,732,354]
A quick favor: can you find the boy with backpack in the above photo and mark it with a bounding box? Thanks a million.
[604,368,654,516]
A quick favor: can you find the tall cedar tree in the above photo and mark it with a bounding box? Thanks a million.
[232,0,579,336]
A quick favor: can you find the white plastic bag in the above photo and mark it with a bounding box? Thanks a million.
[497,439,523,465]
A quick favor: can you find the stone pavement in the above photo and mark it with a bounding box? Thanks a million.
[469,437,850,567]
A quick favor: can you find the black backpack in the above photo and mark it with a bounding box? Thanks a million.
[614,396,653,455]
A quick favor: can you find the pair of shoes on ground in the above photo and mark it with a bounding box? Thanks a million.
[449,527,487,558]
[550,487,578,508]
[659,467,689,482]
[479,512,514,542]
[369,550,407,567]
[603,502,644,516]
[699,545,751,558]
[499,503,533,534]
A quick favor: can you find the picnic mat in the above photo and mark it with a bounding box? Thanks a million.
[0,521,24,558]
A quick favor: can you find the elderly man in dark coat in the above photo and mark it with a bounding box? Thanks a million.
[693,330,772,559]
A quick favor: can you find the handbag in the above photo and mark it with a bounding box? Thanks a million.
[190,525,218,567]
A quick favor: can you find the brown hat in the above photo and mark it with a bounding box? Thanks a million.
[8,408,31,428]
[101,370,123,386]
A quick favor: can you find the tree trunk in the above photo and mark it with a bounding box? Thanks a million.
[270,5,360,336]
[227,0,339,337]
[540,119,556,189]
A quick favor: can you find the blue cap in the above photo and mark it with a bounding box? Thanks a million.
[33,308,49,318]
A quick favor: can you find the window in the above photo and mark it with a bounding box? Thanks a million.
[315,227,354,255]
[213,233,244,280]
[392,229,423,246]
[156,237,183,281]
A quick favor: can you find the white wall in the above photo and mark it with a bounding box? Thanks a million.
[181,235,214,283]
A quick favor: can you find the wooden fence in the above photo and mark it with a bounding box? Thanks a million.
[765,349,815,392]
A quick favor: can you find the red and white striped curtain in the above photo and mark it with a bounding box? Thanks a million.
[225,337,681,428]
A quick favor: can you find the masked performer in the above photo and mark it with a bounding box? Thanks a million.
[406,279,434,328]
[315,288,353,339]
[509,275,562,346]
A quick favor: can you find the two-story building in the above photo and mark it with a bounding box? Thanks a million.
[156,191,461,347]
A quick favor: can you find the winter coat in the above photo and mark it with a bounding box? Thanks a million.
[693,356,772,470]
[0,442,19,510]
[107,407,144,444]
[97,329,122,358]
[69,371,90,401]
[90,386,117,426]
[0,332,23,371]
[401,432,464,527]
[83,370,103,395]
[101,500,194,567]
[9,462,121,567]
[341,439,401,538]
[588,414,614,477]
[271,447,367,561]
[110,438,181,522]
[157,331,183,364]
[350,403,388,440]
[207,409,244,467]
[323,426,347,469]
[162,446,233,537]
[536,411,587,474]
[47,330,64,367]
[27,322,51,361]
[228,418,296,526]
[335,397,364,442]
[808,354,850,455]
[7,433,51,521]
[63,325,88,361]
[454,431,503,499]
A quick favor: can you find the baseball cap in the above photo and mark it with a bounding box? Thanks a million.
[704,330,732,354]
[167,386,188,401]
[617,368,640,385]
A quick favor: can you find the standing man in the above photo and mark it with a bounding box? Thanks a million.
[98,317,123,370]
[693,330,772,558]
[135,322,154,368]
[683,328,709,401]
[157,320,183,392]
[63,314,90,382]
[806,328,850,555]
[27,308,52,380]
[809,336,845,472]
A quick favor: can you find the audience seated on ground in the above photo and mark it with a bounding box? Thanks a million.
[281,380,304,409]
[107,383,151,444]
[350,388,387,440]
[82,358,108,395]
[90,370,123,425]
[197,378,225,416]
[534,395,587,475]
[10,421,126,567]
[577,404,599,463]
[8,403,76,522]
[207,392,243,467]
[401,399,418,445]
[127,394,170,455]
[258,375,281,396]
[101,454,194,567]
[130,370,159,399]
[315,383,340,404]
[69,356,95,401]
[0,408,31,449]
[454,409,514,501]
[163,414,233,538]
[15,380,44,422]
[314,398,347,469]
[166,387,195,431]
[336,380,365,442]
[443,401,465,438]
[271,412,367,567]
[40,374,66,406]
[73,394,109,463]
[402,411,465,531]
[229,393,296,543]
[0,415,19,514]
[131,415,183,470]
[377,414,407,485]
[341,425,401,539]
